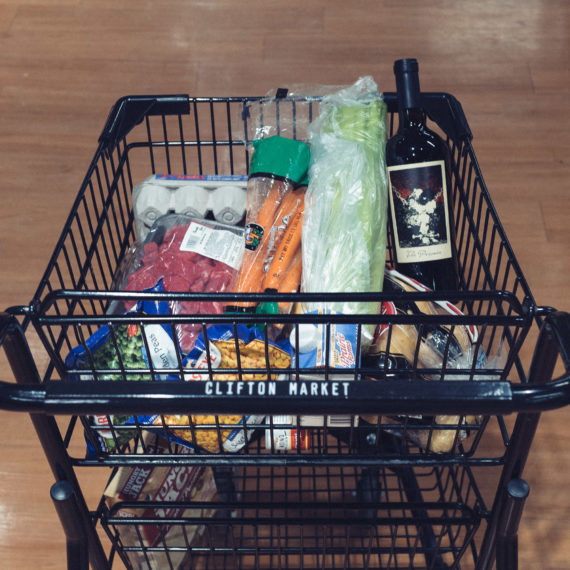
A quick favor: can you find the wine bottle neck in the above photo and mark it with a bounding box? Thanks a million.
[398,107,426,130]
[394,59,425,129]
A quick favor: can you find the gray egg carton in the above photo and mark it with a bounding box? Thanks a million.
[133,174,247,240]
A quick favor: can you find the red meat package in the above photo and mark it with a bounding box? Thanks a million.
[115,214,245,354]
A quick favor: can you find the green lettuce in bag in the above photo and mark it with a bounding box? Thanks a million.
[301,76,388,335]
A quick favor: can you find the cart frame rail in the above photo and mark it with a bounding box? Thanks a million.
[1,91,569,570]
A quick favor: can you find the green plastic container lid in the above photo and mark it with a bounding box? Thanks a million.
[250,136,311,186]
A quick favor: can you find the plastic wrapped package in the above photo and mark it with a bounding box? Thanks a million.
[362,266,485,453]
[238,84,353,145]
[301,76,388,329]
[66,215,245,453]
[103,433,217,570]
[119,214,245,353]
[162,323,293,453]
[229,136,310,311]
[374,267,479,373]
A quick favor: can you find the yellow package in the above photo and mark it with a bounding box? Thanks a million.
[160,325,292,453]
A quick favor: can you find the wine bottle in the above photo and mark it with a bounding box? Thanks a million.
[386,58,459,291]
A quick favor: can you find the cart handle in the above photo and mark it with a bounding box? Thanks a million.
[0,311,568,416]
[99,94,190,154]
[97,91,471,156]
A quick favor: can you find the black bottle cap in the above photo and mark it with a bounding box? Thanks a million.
[393,58,421,110]
[394,58,419,74]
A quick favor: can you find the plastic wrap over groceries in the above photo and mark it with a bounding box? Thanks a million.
[301,76,388,330]
[118,213,245,353]
[361,266,492,453]
[229,135,310,311]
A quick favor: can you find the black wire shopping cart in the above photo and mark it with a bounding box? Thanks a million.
[1,91,569,570]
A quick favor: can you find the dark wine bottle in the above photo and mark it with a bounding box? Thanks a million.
[386,58,459,291]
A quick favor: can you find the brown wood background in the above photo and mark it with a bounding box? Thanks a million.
[0,0,568,568]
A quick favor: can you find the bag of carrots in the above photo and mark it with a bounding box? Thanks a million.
[228,135,310,313]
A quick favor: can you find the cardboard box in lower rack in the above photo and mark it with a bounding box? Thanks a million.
[103,433,217,570]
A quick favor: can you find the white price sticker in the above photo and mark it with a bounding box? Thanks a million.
[180,222,244,270]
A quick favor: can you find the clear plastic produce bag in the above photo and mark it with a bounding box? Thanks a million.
[301,76,389,324]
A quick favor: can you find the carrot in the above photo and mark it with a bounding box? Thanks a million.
[275,246,302,314]
[228,179,290,309]
[262,190,305,292]
[231,239,272,308]
[230,185,304,308]
[261,186,305,261]
[278,247,302,292]
[252,178,289,235]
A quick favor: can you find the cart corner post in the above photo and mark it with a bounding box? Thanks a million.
[51,480,90,570]
[0,312,110,570]
[495,478,530,570]
[476,311,570,570]
[98,94,191,155]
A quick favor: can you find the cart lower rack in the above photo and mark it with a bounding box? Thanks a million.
[1,91,569,570]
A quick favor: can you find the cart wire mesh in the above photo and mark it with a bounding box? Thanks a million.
[4,92,558,570]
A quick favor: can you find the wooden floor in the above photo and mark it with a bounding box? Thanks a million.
[0,0,568,568]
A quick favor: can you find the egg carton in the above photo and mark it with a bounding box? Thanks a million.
[133,174,247,240]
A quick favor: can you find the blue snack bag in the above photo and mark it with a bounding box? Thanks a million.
[65,279,181,454]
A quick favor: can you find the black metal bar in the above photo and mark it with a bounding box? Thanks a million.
[51,480,90,570]
[391,463,449,569]
[37,286,529,315]
[76,453,502,469]
[0,314,109,570]
[99,94,190,154]
[0,377,514,416]
[2,372,570,416]
[1,315,568,422]
[495,479,530,570]
[4,312,567,419]
[476,312,568,570]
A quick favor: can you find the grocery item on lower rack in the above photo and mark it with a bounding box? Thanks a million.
[133,174,247,240]
[103,432,217,570]
[361,266,484,453]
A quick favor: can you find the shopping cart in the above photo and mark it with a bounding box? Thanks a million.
[1,90,569,570]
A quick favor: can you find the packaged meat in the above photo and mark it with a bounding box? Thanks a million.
[66,215,246,453]
[119,213,245,354]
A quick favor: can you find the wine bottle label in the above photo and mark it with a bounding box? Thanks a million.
[387,160,452,263]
